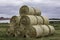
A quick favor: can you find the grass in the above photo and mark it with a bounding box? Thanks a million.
[0,23,60,40]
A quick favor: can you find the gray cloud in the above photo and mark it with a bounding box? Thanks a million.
[19,2,60,18]
[0,0,60,18]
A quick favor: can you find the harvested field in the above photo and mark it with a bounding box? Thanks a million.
[0,23,60,40]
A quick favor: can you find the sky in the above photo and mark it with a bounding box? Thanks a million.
[0,0,60,18]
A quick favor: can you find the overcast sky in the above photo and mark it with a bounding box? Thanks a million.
[0,0,60,18]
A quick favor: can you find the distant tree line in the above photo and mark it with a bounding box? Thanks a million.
[49,18,60,20]
[0,17,10,20]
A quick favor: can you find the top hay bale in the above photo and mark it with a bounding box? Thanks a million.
[19,5,41,16]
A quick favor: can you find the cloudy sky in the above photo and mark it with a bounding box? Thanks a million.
[0,0,60,18]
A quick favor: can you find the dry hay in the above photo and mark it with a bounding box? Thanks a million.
[20,15,49,25]
[20,5,41,16]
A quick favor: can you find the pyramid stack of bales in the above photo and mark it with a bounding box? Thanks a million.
[6,5,55,38]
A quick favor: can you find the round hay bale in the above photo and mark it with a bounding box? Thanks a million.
[41,25,49,36]
[7,15,21,37]
[32,7,41,16]
[6,27,14,36]
[20,5,41,16]
[26,25,43,37]
[36,16,43,24]
[6,30,11,36]
[20,15,37,25]
[10,16,21,27]
[6,27,21,37]
[20,15,49,25]
[15,24,25,36]
[9,32,17,37]
[12,30,21,37]
[41,16,49,25]
[19,24,26,37]
[48,25,55,35]
[7,27,14,33]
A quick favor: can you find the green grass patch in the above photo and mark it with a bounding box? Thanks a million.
[0,23,60,40]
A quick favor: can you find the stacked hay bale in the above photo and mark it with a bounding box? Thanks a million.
[6,5,55,38]
[20,5,55,38]
[19,5,41,16]
[6,16,21,37]
[20,15,49,25]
